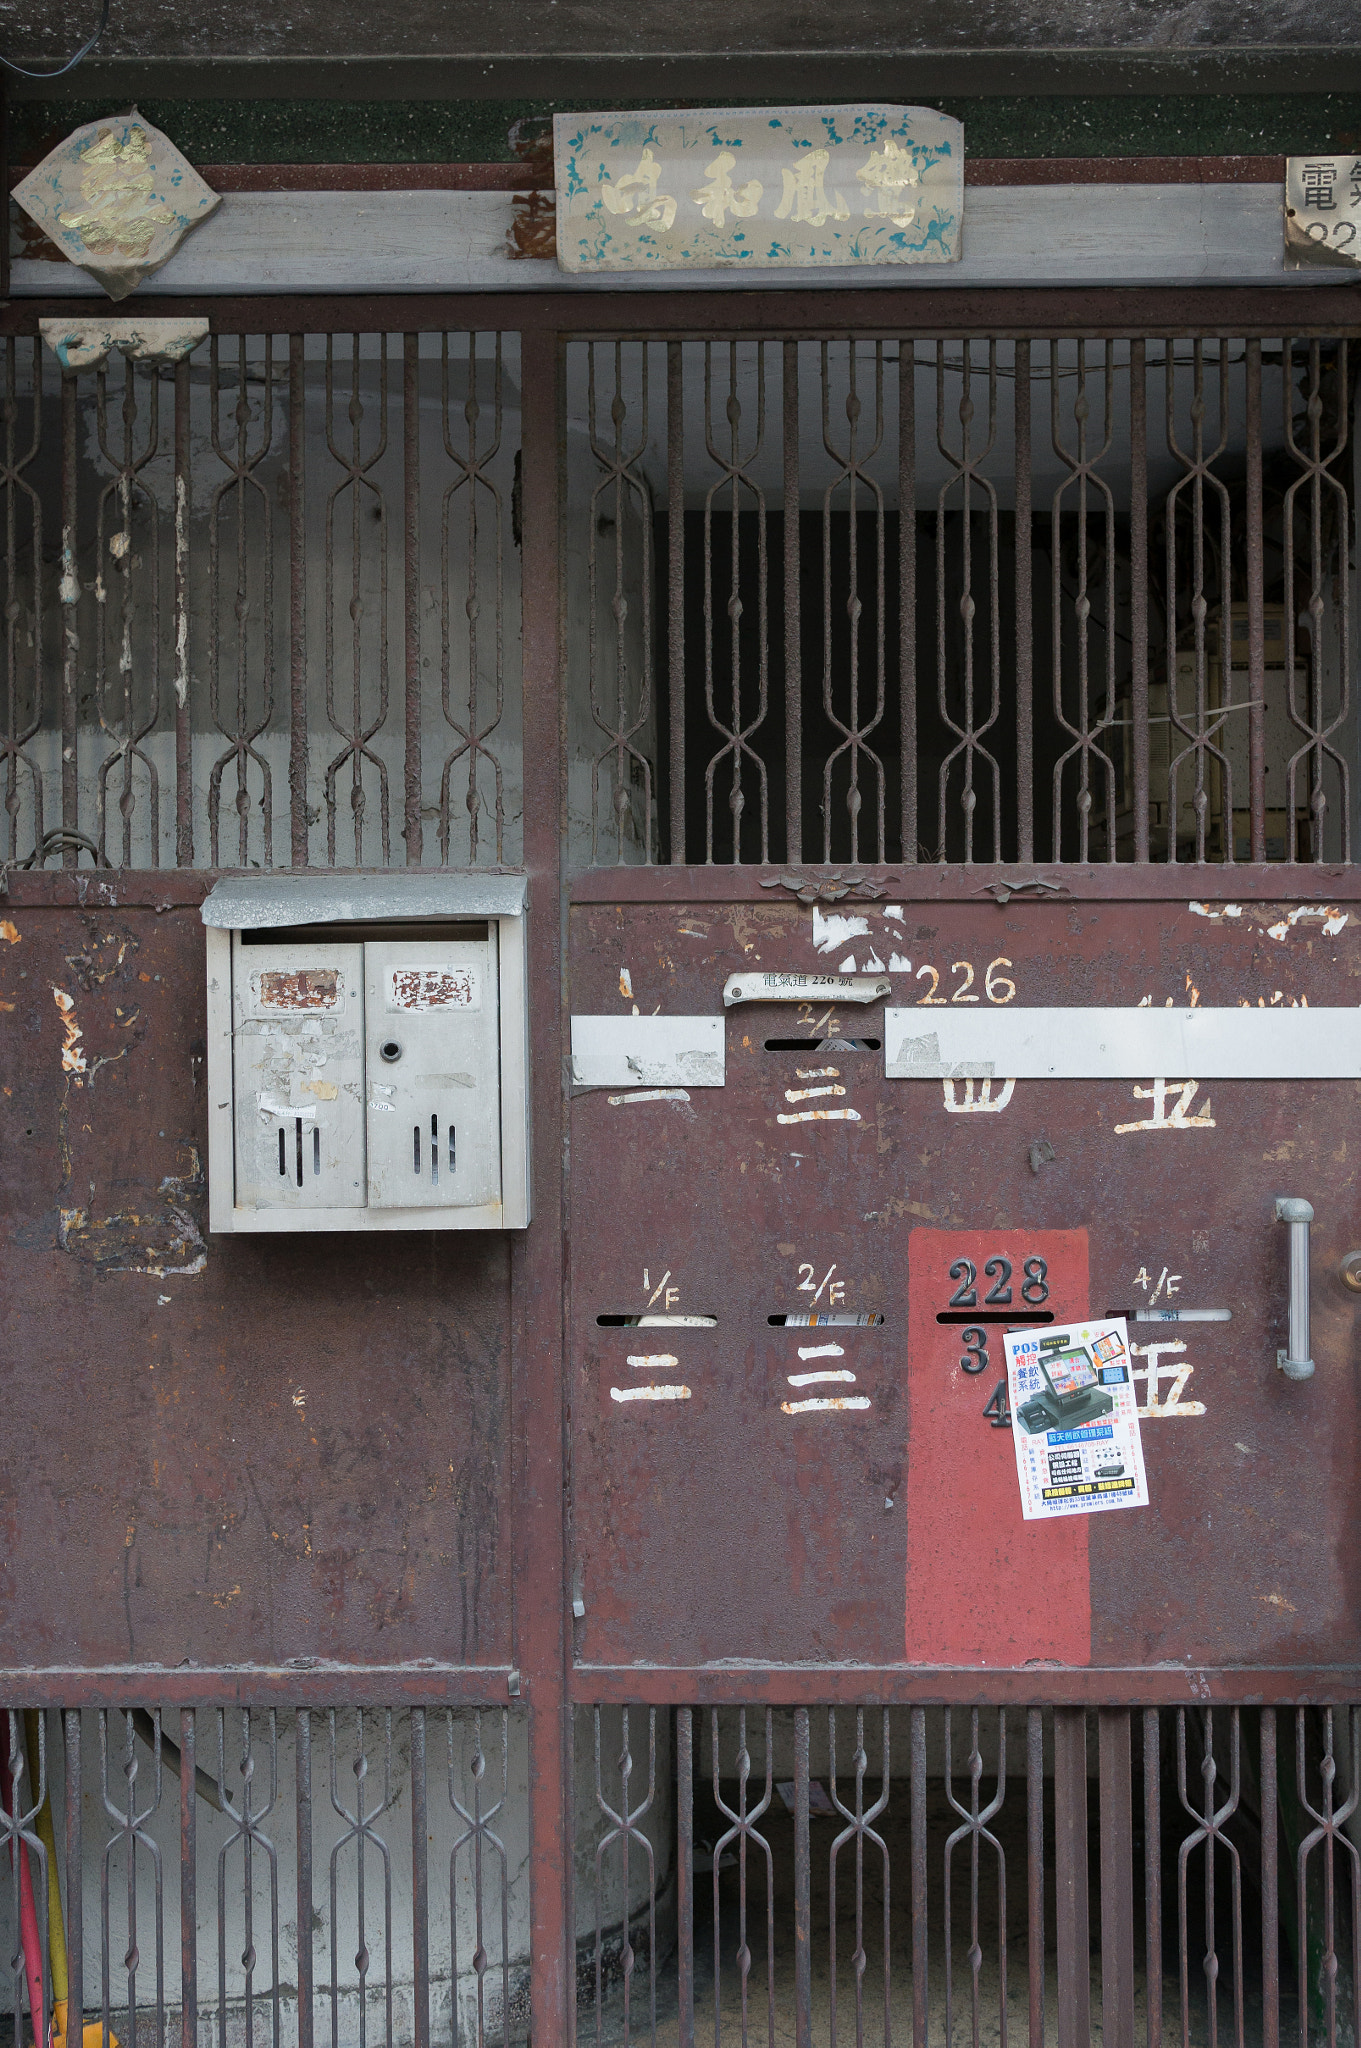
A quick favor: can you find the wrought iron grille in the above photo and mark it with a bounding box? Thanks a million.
[582,1702,1361,2048]
[0,1705,523,2048]
[2,1698,1359,2048]
[0,332,521,873]
[3,321,1355,878]
[566,333,1357,871]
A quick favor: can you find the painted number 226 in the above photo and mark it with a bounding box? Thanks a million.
[915,957,1017,1005]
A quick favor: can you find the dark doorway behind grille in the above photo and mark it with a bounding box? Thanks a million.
[659,508,1138,866]
[569,334,1357,872]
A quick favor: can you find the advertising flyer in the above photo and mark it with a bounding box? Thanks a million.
[1003,1318,1149,1521]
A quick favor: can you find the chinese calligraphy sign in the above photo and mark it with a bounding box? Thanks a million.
[15,113,220,302]
[555,105,963,272]
[1285,154,1361,270]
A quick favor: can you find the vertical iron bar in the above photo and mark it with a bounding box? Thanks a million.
[793,1708,811,2048]
[677,1709,694,2048]
[1054,1708,1091,2048]
[899,339,916,865]
[410,1709,428,2048]
[61,370,78,861]
[668,340,686,863]
[1261,1708,1278,2048]
[1099,1709,1135,2048]
[881,1706,892,2048]
[1014,337,1033,862]
[517,325,570,2048]
[1028,1708,1044,2048]
[288,333,308,866]
[0,71,9,306]
[296,1709,313,2048]
[911,1706,927,2048]
[1130,340,1150,863]
[1246,337,1266,863]
[1144,1710,1162,2048]
[65,1710,82,2048]
[174,358,192,866]
[783,338,802,863]
[403,333,423,864]
[180,1709,196,2048]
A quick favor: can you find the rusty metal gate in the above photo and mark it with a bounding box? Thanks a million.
[1,286,1360,2048]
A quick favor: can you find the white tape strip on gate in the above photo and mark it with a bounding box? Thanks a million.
[883,1006,1361,1080]
[571,1013,726,1088]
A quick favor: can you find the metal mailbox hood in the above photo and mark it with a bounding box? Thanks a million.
[201,872,528,929]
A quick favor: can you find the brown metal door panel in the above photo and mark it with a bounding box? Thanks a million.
[0,906,515,1669]
[570,1088,909,1667]
[568,891,1361,1674]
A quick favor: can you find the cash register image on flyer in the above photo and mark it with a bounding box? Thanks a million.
[1003,1318,1149,1521]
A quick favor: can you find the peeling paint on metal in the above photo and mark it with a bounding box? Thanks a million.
[1189,899,1349,941]
[1264,905,1349,940]
[775,1107,862,1124]
[786,1369,857,1387]
[52,986,87,1073]
[607,1088,690,1105]
[257,966,341,1011]
[58,1151,208,1278]
[175,472,190,709]
[0,921,20,944]
[811,906,871,954]
[389,964,478,1009]
[610,1384,692,1403]
[626,1353,680,1369]
[780,1395,872,1414]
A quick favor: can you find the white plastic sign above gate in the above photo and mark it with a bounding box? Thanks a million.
[884,1004,1361,1079]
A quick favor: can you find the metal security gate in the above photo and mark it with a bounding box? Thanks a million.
[0,286,1360,2048]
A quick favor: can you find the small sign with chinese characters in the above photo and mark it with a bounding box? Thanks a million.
[15,113,220,301]
[1285,155,1361,270]
[555,105,962,272]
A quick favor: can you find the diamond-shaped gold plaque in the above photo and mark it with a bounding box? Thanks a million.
[15,112,220,301]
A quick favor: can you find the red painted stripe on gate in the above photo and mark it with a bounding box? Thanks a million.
[905,1228,1092,1667]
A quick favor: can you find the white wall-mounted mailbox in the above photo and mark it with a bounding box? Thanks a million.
[203,874,530,1231]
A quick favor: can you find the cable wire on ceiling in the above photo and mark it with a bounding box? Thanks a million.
[1,0,110,79]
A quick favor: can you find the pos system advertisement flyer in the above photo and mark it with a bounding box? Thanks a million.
[1003,1318,1149,1520]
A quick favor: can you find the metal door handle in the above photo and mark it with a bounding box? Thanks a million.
[1275,1197,1315,1380]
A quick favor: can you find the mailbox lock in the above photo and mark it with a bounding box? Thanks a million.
[379,1038,403,1063]
[1340,1250,1361,1294]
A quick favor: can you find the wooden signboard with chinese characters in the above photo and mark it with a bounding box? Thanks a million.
[555,104,963,271]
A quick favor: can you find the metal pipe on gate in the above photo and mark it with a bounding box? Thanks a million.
[1274,1196,1315,1379]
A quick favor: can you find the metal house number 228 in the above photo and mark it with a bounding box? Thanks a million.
[944,1254,1051,1416]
